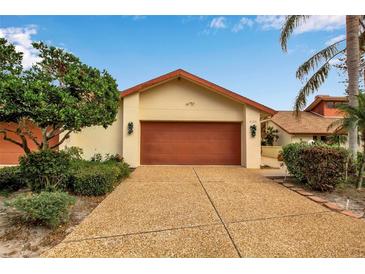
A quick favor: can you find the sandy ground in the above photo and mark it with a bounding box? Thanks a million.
[0,192,104,258]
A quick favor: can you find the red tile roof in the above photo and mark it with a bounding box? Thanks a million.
[120,69,276,115]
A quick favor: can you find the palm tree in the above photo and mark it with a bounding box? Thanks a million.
[329,92,365,189]
[280,15,365,157]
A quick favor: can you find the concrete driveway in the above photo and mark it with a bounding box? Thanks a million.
[44,166,365,258]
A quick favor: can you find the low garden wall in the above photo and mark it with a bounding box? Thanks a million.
[261,146,282,158]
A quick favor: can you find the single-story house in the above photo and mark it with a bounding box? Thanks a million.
[58,69,276,168]
[263,95,347,146]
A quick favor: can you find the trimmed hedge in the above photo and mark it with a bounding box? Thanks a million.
[282,143,355,191]
[19,150,72,192]
[5,191,76,227]
[0,166,26,192]
[301,146,352,191]
[281,143,309,183]
[69,160,130,196]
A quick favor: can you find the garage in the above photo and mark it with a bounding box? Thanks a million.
[140,121,241,165]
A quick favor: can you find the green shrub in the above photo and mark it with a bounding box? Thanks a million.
[69,160,130,196]
[5,191,76,227]
[0,166,26,192]
[300,146,352,192]
[281,143,309,183]
[90,153,103,162]
[62,146,84,161]
[19,150,72,192]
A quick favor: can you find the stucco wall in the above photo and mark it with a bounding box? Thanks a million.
[122,93,140,167]
[60,104,124,160]
[139,78,244,121]
[266,121,292,146]
[266,121,314,146]
[243,105,261,168]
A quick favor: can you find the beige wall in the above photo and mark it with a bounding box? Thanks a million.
[262,146,282,158]
[122,93,140,167]
[60,104,123,160]
[266,121,314,146]
[139,78,243,121]
[243,105,261,168]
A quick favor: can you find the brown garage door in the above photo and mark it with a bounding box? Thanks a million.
[141,122,241,165]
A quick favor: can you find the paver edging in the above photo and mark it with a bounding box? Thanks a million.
[272,178,364,220]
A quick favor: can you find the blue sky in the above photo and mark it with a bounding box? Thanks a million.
[0,15,348,110]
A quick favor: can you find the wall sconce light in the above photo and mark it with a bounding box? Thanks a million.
[127,122,134,135]
[250,124,257,138]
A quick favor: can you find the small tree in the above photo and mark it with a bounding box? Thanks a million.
[329,92,365,189]
[0,38,120,153]
[262,126,279,146]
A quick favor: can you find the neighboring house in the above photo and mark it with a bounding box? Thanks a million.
[59,69,276,168]
[264,95,348,146]
[0,122,59,165]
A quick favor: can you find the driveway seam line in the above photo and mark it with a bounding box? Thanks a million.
[63,222,223,243]
[226,210,331,225]
[192,168,242,258]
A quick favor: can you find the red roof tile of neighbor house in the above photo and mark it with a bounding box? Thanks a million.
[270,111,341,135]
[120,69,277,115]
[305,95,348,112]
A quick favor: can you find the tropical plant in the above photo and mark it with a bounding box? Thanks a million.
[280,15,365,157]
[327,134,347,146]
[329,92,365,189]
[0,38,120,154]
[262,126,279,146]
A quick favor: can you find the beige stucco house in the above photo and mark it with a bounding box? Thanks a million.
[61,69,276,168]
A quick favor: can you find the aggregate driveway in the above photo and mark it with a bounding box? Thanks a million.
[44,166,365,258]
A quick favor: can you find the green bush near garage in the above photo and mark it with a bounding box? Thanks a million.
[68,154,130,196]
[0,166,27,193]
[19,150,72,192]
[281,142,309,183]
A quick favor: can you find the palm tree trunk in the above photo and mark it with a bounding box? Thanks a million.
[346,15,360,157]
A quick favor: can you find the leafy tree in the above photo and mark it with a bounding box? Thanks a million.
[329,92,365,189]
[262,126,279,146]
[0,38,120,153]
[280,15,365,157]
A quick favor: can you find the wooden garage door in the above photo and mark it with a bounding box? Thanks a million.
[141,122,241,165]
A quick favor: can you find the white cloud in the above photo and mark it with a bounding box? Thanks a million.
[255,15,345,34]
[325,34,346,46]
[329,58,342,66]
[232,17,254,32]
[209,16,227,29]
[255,15,285,30]
[0,25,40,69]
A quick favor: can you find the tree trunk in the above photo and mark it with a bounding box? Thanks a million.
[346,15,360,157]
[41,128,49,150]
[357,131,365,190]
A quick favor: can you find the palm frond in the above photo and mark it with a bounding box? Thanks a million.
[327,119,345,133]
[280,15,309,52]
[294,63,330,113]
[296,43,345,80]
